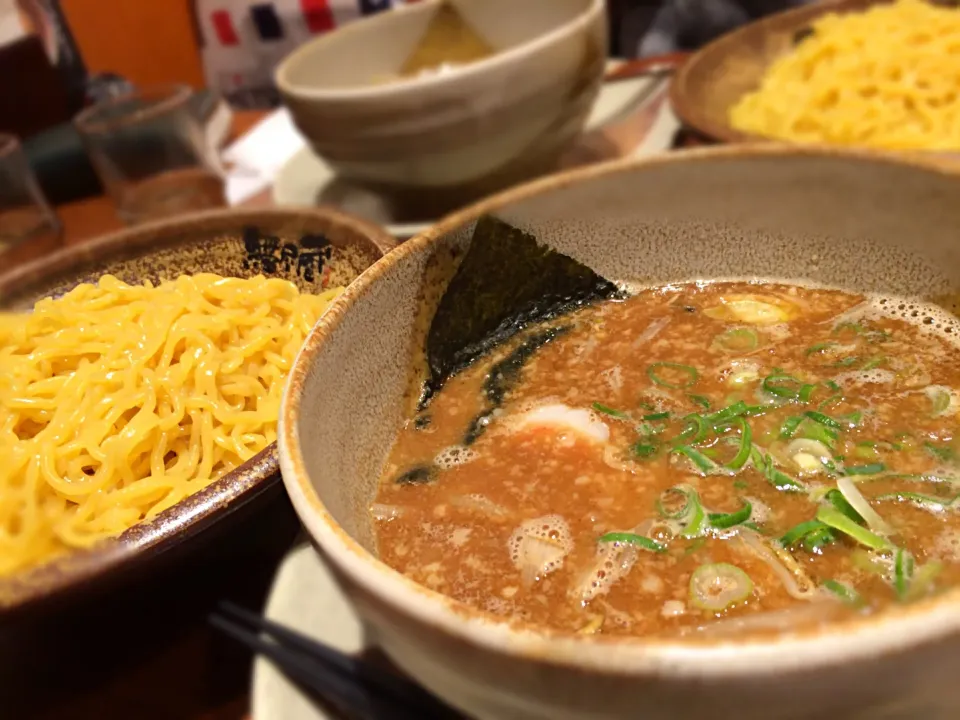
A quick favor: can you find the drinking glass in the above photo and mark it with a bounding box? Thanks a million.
[75,85,226,224]
[0,133,61,251]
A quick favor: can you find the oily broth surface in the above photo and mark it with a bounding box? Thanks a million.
[373,282,960,638]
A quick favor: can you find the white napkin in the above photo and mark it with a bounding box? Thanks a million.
[222,108,308,205]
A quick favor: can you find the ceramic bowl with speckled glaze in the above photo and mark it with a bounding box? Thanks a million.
[275,0,606,214]
[0,207,394,616]
[280,146,960,720]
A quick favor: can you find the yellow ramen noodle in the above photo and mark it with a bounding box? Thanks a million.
[729,0,960,150]
[0,273,342,576]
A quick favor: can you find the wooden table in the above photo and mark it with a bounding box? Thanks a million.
[1,110,274,720]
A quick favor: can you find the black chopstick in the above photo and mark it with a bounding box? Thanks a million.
[210,601,462,720]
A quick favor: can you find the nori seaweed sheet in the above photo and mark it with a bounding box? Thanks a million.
[421,215,621,405]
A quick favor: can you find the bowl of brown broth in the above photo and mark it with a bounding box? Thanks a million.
[279,146,960,720]
[274,0,606,217]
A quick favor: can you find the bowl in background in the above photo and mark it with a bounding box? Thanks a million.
[0,206,394,616]
[280,146,960,720]
[275,0,606,215]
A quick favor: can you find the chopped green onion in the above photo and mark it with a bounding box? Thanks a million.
[704,400,748,427]
[672,413,709,446]
[822,579,864,607]
[894,548,915,600]
[844,463,886,476]
[688,563,753,611]
[762,372,804,400]
[632,442,659,459]
[598,532,666,553]
[713,327,759,352]
[721,417,752,471]
[780,520,828,548]
[688,394,711,409]
[657,485,707,538]
[818,394,843,410]
[835,411,863,428]
[779,415,804,439]
[929,387,952,417]
[733,479,749,490]
[831,357,860,368]
[816,506,891,550]
[805,342,835,356]
[798,383,817,402]
[673,445,719,475]
[833,321,865,337]
[647,362,699,389]
[592,402,629,419]
[751,448,806,491]
[642,411,671,421]
[709,501,752,530]
[924,441,956,463]
[804,411,842,431]
[743,404,766,416]
[824,488,863,523]
[861,356,885,371]
[796,418,838,448]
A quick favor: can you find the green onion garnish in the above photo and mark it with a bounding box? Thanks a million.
[780,520,828,548]
[930,388,952,417]
[805,342,835,356]
[598,532,666,553]
[835,411,863,428]
[656,485,706,538]
[688,394,711,409]
[722,417,752,471]
[592,402,629,419]
[762,372,804,400]
[804,410,842,430]
[642,411,671,421]
[844,463,886,476]
[709,500,752,530]
[688,563,753,611]
[779,415,804,439]
[924,441,956,463]
[796,417,838,448]
[632,442,659,459]
[824,488,863,523]
[752,448,805,491]
[647,362,699,389]
[705,400,749,427]
[673,445,718,474]
[822,579,864,607]
[713,327,759,352]
[672,413,709,446]
[861,356,885,371]
[816,506,891,550]
[894,547,915,600]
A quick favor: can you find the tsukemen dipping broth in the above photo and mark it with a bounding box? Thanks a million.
[373,282,960,637]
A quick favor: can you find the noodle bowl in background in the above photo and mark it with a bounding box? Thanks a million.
[0,273,342,577]
[729,0,960,150]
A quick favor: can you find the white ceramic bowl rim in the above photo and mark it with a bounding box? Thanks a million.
[274,0,605,102]
[280,144,960,678]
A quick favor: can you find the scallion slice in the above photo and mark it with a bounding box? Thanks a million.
[824,488,863,524]
[804,410,842,431]
[656,485,706,538]
[632,441,659,459]
[688,394,711,409]
[805,342,835,356]
[844,463,886,476]
[709,501,752,530]
[752,448,805,491]
[721,416,752,471]
[689,563,753,611]
[705,400,748,427]
[762,372,804,400]
[822,579,864,607]
[924,441,956,463]
[816,506,891,550]
[779,415,804,439]
[592,402,629,419]
[673,445,718,475]
[598,532,666,553]
[647,362,699,389]
[713,327,759,353]
[894,547,915,600]
[780,520,828,548]
[642,411,671,421]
